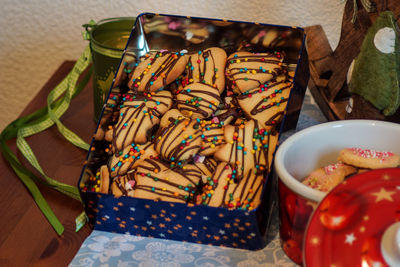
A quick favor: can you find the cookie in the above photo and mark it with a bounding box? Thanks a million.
[338,147,400,169]
[105,90,173,152]
[183,24,209,44]
[133,158,201,203]
[94,88,123,140]
[81,169,105,193]
[127,51,188,92]
[159,109,184,128]
[108,142,158,178]
[198,119,225,156]
[155,113,203,162]
[143,17,209,44]
[214,120,278,179]
[110,171,136,197]
[233,118,248,126]
[192,156,218,178]
[248,28,298,49]
[176,82,221,119]
[198,109,240,156]
[181,47,227,93]
[236,75,292,130]
[211,20,234,27]
[302,163,357,192]
[226,51,284,94]
[114,52,136,88]
[99,165,111,194]
[198,162,264,210]
[213,102,240,122]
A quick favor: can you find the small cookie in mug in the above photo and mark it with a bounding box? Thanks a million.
[302,163,357,192]
[338,147,400,169]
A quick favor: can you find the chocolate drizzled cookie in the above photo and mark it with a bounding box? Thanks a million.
[107,141,158,178]
[133,158,202,203]
[237,75,292,130]
[198,162,264,210]
[155,112,203,162]
[105,90,173,152]
[226,51,284,93]
[128,51,188,92]
[110,171,136,197]
[182,47,227,93]
[193,156,218,177]
[214,119,278,179]
[176,83,221,119]
[175,47,227,118]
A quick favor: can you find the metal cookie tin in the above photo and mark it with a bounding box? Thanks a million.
[78,13,309,250]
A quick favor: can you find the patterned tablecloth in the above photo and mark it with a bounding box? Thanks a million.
[69,90,327,267]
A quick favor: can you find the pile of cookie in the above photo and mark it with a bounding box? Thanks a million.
[82,47,294,211]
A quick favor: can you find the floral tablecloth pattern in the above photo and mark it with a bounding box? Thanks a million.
[70,224,293,267]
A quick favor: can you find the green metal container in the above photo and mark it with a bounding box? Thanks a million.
[84,17,135,122]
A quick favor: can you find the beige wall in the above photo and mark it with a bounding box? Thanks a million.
[0,0,344,131]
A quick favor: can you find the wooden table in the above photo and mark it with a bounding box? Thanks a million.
[0,61,95,266]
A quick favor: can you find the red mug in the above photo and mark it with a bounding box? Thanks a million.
[274,120,400,264]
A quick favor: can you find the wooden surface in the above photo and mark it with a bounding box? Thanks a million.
[0,61,95,267]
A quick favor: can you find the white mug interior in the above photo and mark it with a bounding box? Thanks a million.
[274,120,400,203]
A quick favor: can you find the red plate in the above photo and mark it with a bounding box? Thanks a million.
[304,168,400,267]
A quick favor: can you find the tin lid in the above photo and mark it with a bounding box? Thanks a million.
[304,168,400,267]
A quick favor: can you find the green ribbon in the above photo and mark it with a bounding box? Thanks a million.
[82,18,127,59]
[0,46,92,235]
[91,41,124,58]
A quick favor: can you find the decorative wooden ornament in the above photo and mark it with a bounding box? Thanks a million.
[305,0,400,122]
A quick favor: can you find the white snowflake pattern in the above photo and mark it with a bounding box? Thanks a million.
[131,242,195,266]
[69,256,95,267]
[88,235,136,263]
[237,259,285,267]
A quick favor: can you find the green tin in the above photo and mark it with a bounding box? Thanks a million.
[84,17,135,122]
